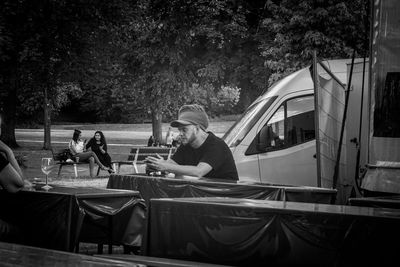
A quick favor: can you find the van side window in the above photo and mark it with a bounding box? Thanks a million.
[266,105,285,149]
[246,95,315,155]
[286,95,315,146]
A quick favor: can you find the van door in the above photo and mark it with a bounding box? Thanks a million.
[249,95,318,186]
[223,96,277,183]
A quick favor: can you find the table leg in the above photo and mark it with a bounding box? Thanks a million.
[112,163,118,174]
[58,165,62,177]
[73,164,78,178]
[108,216,113,254]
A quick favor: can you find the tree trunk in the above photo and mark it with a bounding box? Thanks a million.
[0,63,19,148]
[151,107,163,145]
[42,0,52,150]
[0,92,18,148]
[43,84,52,150]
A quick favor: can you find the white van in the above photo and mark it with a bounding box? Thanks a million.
[223,59,366,186]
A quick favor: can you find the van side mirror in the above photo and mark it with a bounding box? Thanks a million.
[257,125,275,152]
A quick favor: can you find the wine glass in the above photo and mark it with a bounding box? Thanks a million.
[41,158,54,190]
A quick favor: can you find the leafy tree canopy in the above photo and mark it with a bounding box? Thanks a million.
[259,0,369,83]
[1,0,370,143]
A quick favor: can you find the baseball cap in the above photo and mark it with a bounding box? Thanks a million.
[170,104,209,130]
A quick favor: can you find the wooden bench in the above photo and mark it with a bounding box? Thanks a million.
[112,146,177,174]
[51,148,102,178]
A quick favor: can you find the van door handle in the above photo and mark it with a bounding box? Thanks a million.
[313,154,316,159]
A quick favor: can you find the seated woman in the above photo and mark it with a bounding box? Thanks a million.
[68,129,110,177]
[86,131,114,174]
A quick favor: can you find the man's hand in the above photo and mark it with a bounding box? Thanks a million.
[145,154,168,171]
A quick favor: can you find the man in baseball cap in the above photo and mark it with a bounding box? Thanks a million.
[146,104,238,181]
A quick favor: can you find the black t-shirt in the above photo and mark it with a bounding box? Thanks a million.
[171,132,238,181]
[0,153,9,172]
[86,138,107,154]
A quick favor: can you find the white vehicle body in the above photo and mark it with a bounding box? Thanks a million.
[223,59,365,186]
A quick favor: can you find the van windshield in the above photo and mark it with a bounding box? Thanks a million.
[223,96,277,147]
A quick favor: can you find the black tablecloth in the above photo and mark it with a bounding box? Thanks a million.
[0,241,136,267]
[349,195,400,208]
[107,174,337,204]
[0,184,145,251]
[144,197,400,266]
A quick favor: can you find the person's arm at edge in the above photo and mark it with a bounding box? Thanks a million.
[0,140,23,177]
[0,141,25,192]
[0,164,25,192]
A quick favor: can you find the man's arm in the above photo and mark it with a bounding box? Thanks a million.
[146,156,212,178]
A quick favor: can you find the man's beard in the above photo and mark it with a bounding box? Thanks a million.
[182,132,196,146]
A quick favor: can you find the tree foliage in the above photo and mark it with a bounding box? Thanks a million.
[111,0,267,124]
[1,0,370,145]
[0,0,132,145]
[259,0,369,83]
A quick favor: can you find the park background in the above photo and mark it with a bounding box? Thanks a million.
[1,0,369,180]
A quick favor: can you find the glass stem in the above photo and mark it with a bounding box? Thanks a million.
[45,174,48,185]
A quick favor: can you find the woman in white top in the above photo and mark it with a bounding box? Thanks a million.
[68,129,110,176]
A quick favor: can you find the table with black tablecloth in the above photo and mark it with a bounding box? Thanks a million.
[107,174,337,204]
[0,184,145,252]
[144,197,400,266]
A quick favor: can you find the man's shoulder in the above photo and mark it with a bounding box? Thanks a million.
[206,132,227,146]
